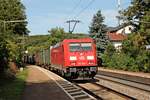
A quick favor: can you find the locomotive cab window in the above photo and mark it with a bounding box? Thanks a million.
[81,43,92,51]
[69,43,92,52]
[69,43,81,52]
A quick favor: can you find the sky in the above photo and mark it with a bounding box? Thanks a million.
[21,0,131,35]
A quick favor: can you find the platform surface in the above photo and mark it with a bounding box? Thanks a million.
[22,65,71,100]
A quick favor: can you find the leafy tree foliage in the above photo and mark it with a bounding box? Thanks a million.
[122,0,150,72]
[0,35,9,73]
[1,33,25,68]
[139,8,150,44]
[102,0,150,72]
[89,10,108,55]
[102,40,150,72]
[0,0,28,73]
[0,0,28,35]
[48,27,66,45]
[123,0,150,44]
[25,35,52,54]
[123,0,149,21]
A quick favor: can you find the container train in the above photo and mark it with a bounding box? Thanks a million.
[27,38,98,79]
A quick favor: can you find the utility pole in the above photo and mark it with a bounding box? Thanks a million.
[66,19,80,33]
[117,0,121,26]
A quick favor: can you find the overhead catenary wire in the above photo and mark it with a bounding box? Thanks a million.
[65,0,96,33]
[64,0,82,26]
[64,0,82,21]
[74,0,95,19]
[65,0,83,33]
[65,0,95,21]
[68,0,82,16]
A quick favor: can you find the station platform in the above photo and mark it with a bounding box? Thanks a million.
[22,65,71,100]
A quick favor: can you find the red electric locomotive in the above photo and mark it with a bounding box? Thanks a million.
[50,38,97,79]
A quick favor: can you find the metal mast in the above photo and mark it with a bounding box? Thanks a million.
[117,0,121,25]
[66,20,80,33]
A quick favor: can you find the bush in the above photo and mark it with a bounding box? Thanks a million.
[101,43,115,67]
[0,33,25,73]
[135,50,150,72]
[102,40,150,72]
[0,35,9,72]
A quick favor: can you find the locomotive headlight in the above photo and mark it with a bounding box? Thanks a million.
[87,56,94,60]
[70,56,77,60]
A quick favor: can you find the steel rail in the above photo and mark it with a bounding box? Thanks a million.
[95,74,150,100]
[73,80,133,100]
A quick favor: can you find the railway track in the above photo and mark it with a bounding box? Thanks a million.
[71,70,150,100]
[73,79,133,100]
[94,73,150,100]
[38,66,150,100]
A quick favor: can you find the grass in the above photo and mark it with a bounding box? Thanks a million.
[0,68,28,100]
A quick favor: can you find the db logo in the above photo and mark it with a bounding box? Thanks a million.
[79,56,85,60]
[80,53,83,55]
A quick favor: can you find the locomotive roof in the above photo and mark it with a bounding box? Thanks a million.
[63,38,93,43]
[52,38,93,49]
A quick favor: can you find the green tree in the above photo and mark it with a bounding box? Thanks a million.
[139,8,150,44]
[123,0,149,21]
[122,0,150,45]
[0,0,28,35]
[101,0,150,72]
[0,0,28,73]
[0,35,9,73]
[102,43,115,66]
[121,0,150,72]
[89,10,108,54]
[48,27,66,45]
[89,10,106,34]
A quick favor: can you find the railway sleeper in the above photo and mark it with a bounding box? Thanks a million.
[73,94,90,100]
[70,91,85,96]
[67,89,82,93]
